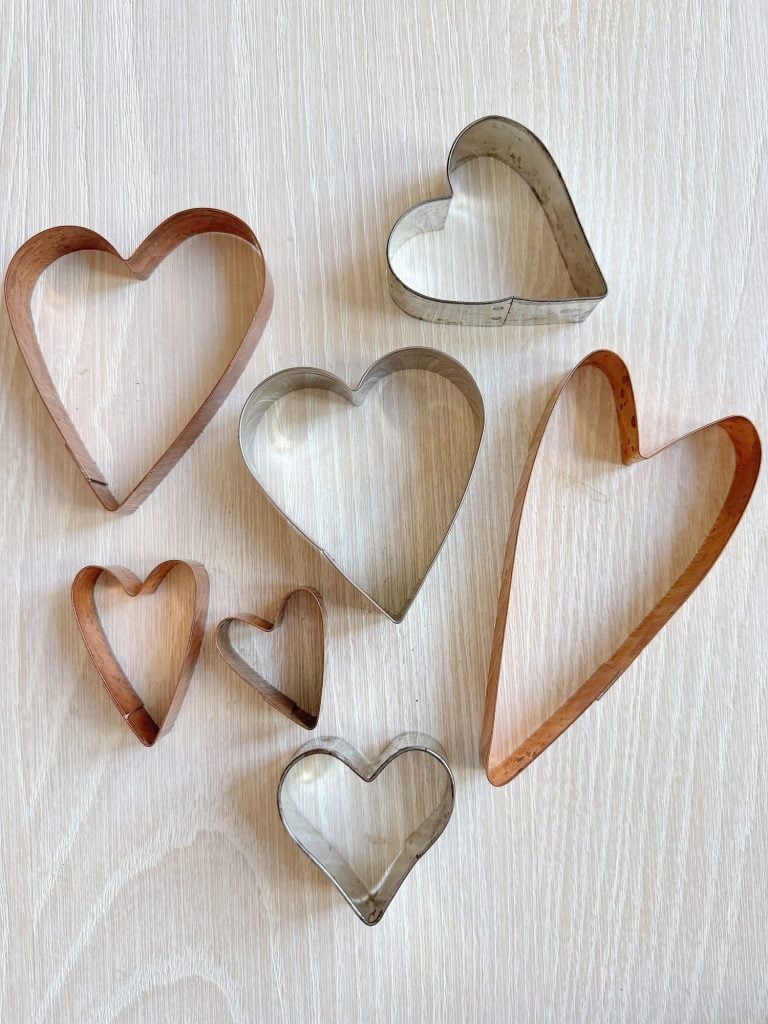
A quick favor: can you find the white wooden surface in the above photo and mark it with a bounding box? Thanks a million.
[1,1,767,1021]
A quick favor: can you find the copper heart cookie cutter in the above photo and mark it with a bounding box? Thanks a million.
[72,560,209,745]
[239,347,485,622]
[387,115,607,326]
[277,733,455,926]
[5,208,273,514]
[481,349,761,786]
[216,587,325,729]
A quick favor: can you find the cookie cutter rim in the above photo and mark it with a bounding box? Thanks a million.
[215,586,325,730]
[71,559,210,746]
[386,114,607,326]
[277,732,455,926]
[238,347,485,622]
[481,349,762,786]
[4,207,273,514]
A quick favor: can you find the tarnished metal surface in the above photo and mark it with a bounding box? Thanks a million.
[387,115,607,326]
[277,733,455,926]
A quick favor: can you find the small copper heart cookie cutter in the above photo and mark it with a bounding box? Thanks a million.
[72,560,209,746]
[277,733,455,926]
[387,115,607,326]
[5,208,273,514]
[481,349,761,786]
[238,347,485,622]
[215,587,325,729]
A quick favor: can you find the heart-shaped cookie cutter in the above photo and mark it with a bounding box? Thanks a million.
[71,560,209,745]
[5,208,273,514]
[215,587,325,729]
[481,350,761,786]
[277,733,455,926]
[239,347,485,622]
[387,115,607,326]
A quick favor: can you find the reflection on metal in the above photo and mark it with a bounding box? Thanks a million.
[239,347,485,622]
[387,115,607,326]
[278,733,455,926]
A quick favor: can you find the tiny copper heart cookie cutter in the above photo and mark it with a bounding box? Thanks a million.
[278,733,455,926]
[71,560,209,746]
[387,115,607,326]
[215,587,325,729]
[481,349,761,786]
[5,207,273,514]
[239,347,485,622]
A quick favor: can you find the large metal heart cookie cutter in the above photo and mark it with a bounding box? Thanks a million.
[239,347,485,622]
[5,208,273,514]
[387,115,607,326]
[277,733,455,926]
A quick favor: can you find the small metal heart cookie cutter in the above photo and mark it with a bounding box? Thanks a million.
[387,115,607,326]
[277,733,455,926]
[71,560,209,745]
[239,347,485,622]
[215,586,325,729]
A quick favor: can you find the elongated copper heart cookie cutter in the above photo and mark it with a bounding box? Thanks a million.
[216,587,325,729]
[481,349,761,786]
[5,208,273,514]
[387,115,607,326]
[71,560,209,746]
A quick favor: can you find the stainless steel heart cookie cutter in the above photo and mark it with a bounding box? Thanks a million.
[239,347,485,622]
[277,733,455,926]
[387,115,607,326]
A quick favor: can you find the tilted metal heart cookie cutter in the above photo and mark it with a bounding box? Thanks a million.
[277,733,455,926]
[239,347,485,622]
[387,115,607,326]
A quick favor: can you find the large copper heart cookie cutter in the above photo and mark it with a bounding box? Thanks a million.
[71,560,209,746]
[481,349,761,786]
[5,208,273,514]
[387,115,607,326]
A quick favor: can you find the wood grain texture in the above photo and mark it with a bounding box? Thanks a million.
[1,1,767,1021]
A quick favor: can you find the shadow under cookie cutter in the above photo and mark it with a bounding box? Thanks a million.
[387,115,607,326]
[481,349,761,786]
[5,208,273,514]
[239,347,485,622]
[216,587,325,729]
[71,560,210,746]
[277,733,455,926]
